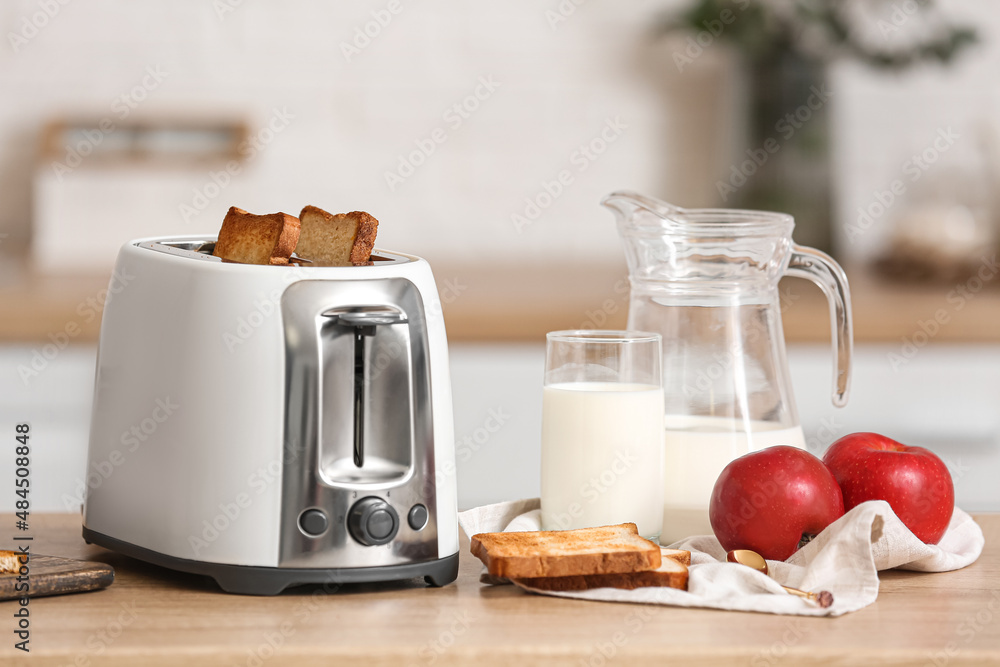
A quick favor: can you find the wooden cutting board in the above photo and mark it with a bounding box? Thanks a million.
[0,554,114,600]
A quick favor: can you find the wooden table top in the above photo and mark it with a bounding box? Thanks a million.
[3,258,1000,344]
[1,513,997,666]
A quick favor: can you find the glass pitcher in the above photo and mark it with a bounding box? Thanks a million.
[602,191,853,544]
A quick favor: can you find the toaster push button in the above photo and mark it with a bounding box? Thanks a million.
[299,509,328,537]
[408,504,428,531]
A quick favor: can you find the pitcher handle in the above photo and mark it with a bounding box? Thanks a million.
[785,245,854,408]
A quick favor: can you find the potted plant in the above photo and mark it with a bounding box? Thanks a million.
[658,0,977,252]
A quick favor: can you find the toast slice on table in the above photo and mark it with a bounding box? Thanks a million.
[661,548,691,567]
[470,523,661,579]
[0,550,21,574]
[296,206,379,266]
[515,556,688,592]
[213,207,300,265]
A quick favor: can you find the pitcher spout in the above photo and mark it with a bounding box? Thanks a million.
[600,190,686,228]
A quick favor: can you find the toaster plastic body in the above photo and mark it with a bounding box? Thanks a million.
[82,237,459,594]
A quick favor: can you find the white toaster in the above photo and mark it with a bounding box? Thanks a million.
[82,236,459,594]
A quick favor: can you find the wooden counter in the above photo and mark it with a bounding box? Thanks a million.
[2,258,1000,343]
[1,513,998,666]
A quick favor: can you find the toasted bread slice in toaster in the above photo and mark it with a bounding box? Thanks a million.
[296,206,379,266]
[213,207,300,265]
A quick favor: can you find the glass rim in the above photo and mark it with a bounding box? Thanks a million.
[620,208,794,238]
[546,330,661,344]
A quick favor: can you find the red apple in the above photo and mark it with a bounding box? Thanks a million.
[710,446,845,561]
[822,432,954,544]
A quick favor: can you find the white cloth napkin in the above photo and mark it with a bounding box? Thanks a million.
[458,498,985,617]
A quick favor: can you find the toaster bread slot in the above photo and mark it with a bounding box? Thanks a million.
[322,308,409,470]
[319,306,413,484]
[352,327,368,468]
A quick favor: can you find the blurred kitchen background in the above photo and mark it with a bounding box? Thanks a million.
[1,0,999,512]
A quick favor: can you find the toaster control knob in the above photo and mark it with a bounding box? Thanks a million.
[348,497,398,546]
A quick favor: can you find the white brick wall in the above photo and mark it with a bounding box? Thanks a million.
[1,0,998,267]
[2,0,675,269]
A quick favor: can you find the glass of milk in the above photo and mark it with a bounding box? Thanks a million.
[540,330,664,539]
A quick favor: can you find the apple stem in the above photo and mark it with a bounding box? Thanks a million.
[798,533,817,550]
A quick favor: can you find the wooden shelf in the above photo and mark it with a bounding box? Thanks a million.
[2,258,1000,344]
